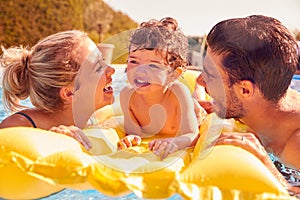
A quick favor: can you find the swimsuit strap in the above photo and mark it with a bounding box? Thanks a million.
[15,112,37,128]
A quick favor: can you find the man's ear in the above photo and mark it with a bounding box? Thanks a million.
[235,80,255,98]
[59,86,74,102]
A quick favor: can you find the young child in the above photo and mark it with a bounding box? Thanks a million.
[118,17,206,159]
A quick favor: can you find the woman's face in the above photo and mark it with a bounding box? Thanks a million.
[126,49,171,93]
[72,38,115,119]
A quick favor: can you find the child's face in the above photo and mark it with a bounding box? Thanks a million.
[126,49,171,93]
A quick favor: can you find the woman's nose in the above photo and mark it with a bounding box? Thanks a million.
[106,65,115,76]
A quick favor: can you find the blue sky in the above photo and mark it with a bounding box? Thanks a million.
[103,0,300,36]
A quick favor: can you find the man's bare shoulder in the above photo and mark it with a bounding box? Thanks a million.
[282,89,300,112]
[281,128,300,169]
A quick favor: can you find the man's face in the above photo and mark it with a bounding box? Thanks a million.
[201,47,245,119]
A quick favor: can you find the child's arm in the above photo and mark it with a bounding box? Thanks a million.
[120,87,144,135]
[149,82,200,159]
[175,81,199,141]
[118,87,143,149]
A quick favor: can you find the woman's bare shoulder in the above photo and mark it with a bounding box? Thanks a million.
[0,112,32,128]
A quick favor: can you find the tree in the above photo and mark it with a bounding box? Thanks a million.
[0,0,138,53]
[0,0,84,48]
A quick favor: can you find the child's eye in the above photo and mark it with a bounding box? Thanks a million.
[148,64,160,69]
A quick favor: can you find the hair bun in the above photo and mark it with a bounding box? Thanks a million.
[139,17,178,31]
[159,17,178,31]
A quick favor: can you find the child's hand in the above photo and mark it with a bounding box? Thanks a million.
[49,125,92,150]
[117,135,142,150]
[149,138,179,160]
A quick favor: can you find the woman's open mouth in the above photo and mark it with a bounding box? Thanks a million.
[103,83,113,93]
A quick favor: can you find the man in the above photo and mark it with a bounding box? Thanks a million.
[197,15,300,175]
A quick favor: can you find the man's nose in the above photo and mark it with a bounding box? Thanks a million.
[196,74,206,87]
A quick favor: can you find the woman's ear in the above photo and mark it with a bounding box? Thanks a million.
[59,86,74,102]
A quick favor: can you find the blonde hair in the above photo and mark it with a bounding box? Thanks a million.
[0,30,88,113]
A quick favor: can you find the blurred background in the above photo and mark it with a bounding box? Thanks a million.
[2,0,299,66]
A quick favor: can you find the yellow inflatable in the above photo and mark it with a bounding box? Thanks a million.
[0,70,296,200]
[0,115,295,200]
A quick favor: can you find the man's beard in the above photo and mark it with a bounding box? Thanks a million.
[213,89,246,119]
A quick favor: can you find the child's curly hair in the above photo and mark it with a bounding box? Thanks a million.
[129,17,189,70]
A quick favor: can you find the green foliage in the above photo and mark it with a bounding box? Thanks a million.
[83,0,113,35]
[0,0,84,47]
[0,0,139,63]
[81,1,138,63]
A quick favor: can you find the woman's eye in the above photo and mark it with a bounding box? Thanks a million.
[96,67,102,72]
[96,63,105,72]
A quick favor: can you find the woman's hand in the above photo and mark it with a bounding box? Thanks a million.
[149,138,179,160]
[49,125,92,150]
[117,135,142,150]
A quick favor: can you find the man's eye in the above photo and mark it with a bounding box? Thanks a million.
[203,68,213,79]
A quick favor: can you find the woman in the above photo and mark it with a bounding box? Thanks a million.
[0,30,115,150]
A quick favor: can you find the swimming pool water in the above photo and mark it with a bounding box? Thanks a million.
[290,74,300,92]
[39,189,183,200]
